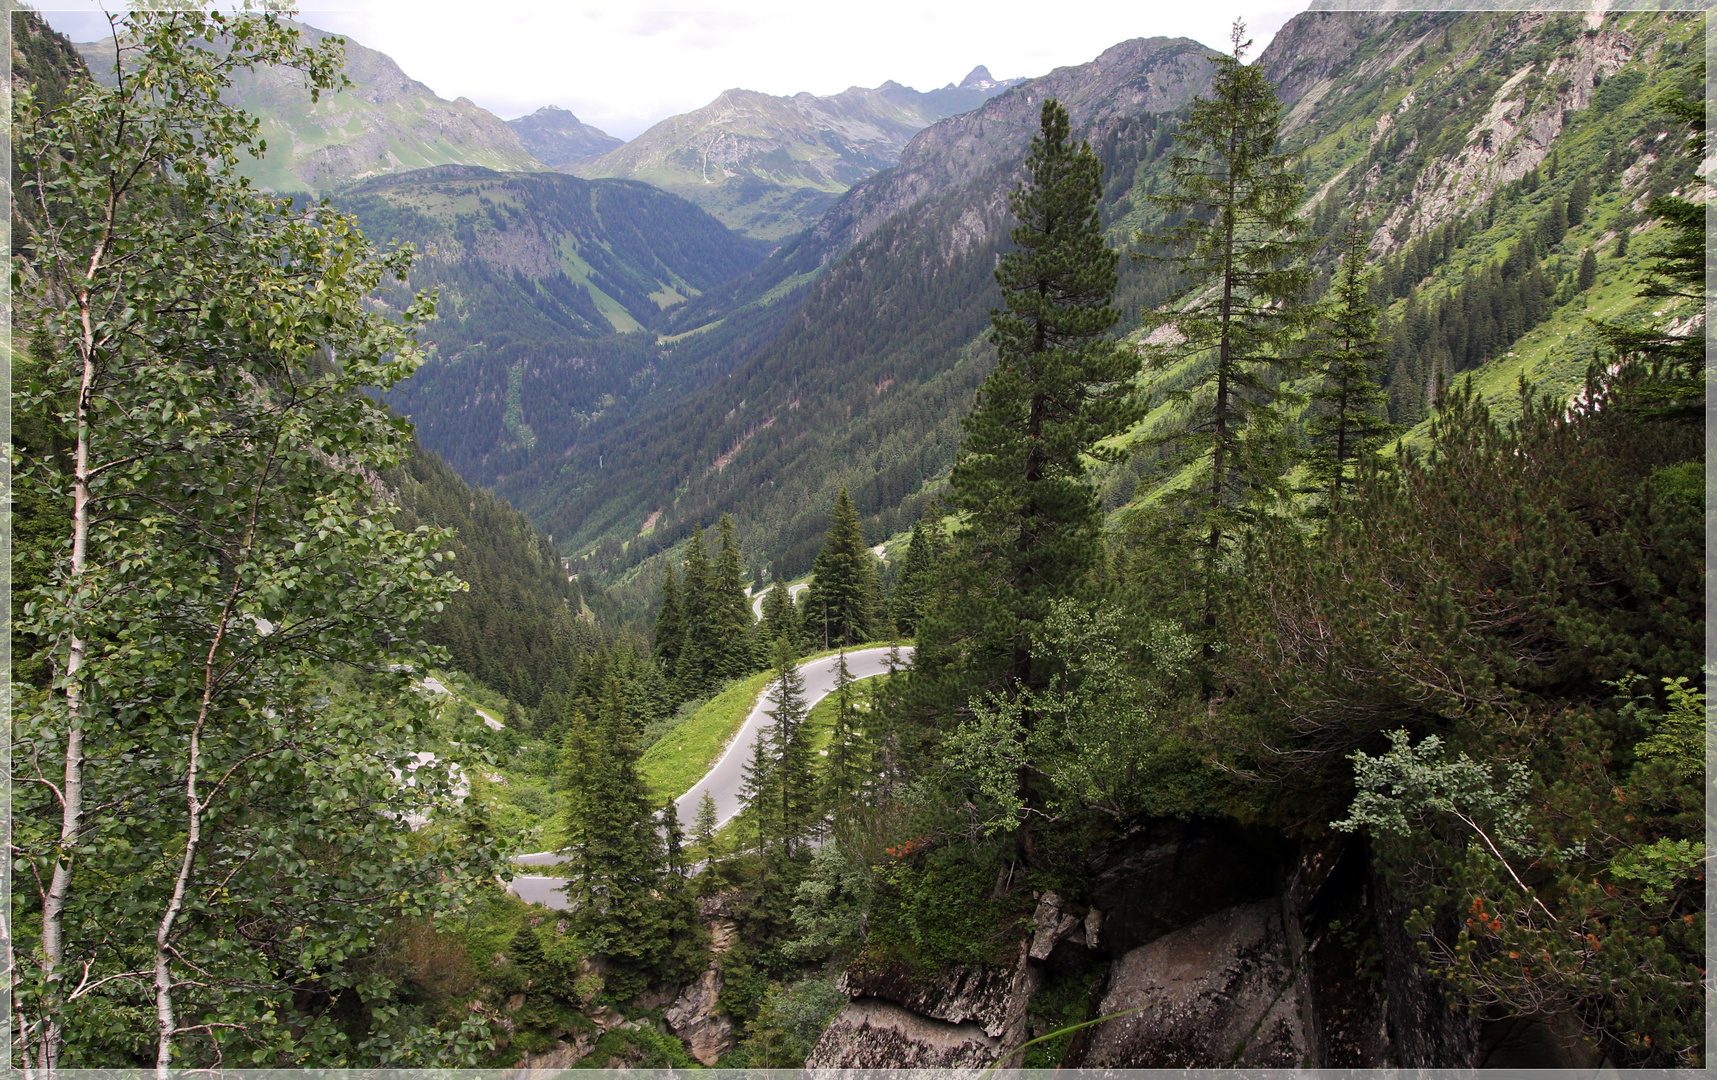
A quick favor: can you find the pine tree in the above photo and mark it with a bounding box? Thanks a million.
[654,564,685,670]
[663,799,688,877]
[738,711,777,859]
[758,571,800,654]
[802,486,879,649]
[674,527,715,696]
[1544,195,1568,249]
[1137,20,1313,632]
[888,505,945,638]
[767,636,818,855]
[558,678,668,997]
[935,96,1138,698]
[1303,227,1396,516]
[711,514,757,680]
[507,924,546,973]
[822,650,870,815]
[1577,247,1598,292]
[1567,172,1590,226]
[693,790,720,860]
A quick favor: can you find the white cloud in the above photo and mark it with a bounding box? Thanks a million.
[37,1,1311,141]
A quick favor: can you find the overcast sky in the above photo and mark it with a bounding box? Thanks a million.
[38,2,1312,140]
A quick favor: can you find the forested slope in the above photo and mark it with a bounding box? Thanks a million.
[340,167,768,482]
[523,9,1703,594]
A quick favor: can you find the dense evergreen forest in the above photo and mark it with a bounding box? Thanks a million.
[10,5,1705,1072]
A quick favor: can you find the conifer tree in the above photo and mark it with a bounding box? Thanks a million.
[888,505,945,637]
[506,924,546,974]
[654,564,685,670]
[1567,172,1590,226]
[674,527,715,695]
[1137,20,1313,630]
[822,650,870,814]
[738,715,778,859]
[712,514,758,679]
[1577,247,1598,292]
[558,678,668,997]
[766,637,818,855]
[802,487,879,649]
[1303,227,1395,516]
[935,97,1138,695]
[759,571,801,654]
[663,799,688,878]
[693,790,720,860]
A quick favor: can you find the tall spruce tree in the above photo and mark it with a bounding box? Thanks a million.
[674,527,715,695]
[558,679,668,997]
[802,486,879,649]
[932,97,1137,695]
[693,790,720,861]
[758,571,801,654]
[738,712,778,859]
[888,505,945,638]
[654,564,686,671]
[822,650,870,815]
[1303,227,1395,516]
[767,637,819,856]
[1137,20,1313,630]
[712,515,758,679]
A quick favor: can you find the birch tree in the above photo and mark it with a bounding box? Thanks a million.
[13,8,491,1070]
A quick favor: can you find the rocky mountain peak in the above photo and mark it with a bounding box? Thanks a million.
[959,65,997,89]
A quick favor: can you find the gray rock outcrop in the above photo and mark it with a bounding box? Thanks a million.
[804,997,999,1068]
[664,966,735,1065]
[1079,898,1310,1068]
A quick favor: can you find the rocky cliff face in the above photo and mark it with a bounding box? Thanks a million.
[794,36,1219,268]
[804,821,1500,1069]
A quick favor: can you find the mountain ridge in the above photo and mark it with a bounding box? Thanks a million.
[72,20,547,192]
[508,104,623,169]
[572,71,1024,240]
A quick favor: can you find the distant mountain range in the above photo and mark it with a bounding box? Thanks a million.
[508,105,623,169]
[73,22,547,193]
[572,66,1024,240]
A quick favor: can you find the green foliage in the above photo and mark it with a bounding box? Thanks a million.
[820,651,873,816]
[1138,21,1313,624]
[801,487,882,649]
[11,8,495,1068]
[390,445,602,709]
[781,842,876,964]
[556,680,674,1000]
[731,976,847,1067]
[1302,227,1395,515]
[945,600,1199,832]
[1630,675,1706,781]
[865,844,1026,969]
[1333,730,1541,860]
[887,504,946,637]
[573,1025,697,1070]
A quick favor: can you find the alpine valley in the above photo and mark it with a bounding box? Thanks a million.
[14,4,1705,1073]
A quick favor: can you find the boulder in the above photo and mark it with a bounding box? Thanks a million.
[1028,891,1085,960]
[664,966,735,1065]
[1076,898,1310,1068]
[837,957,1017,1037]
[805,997,1000,1068]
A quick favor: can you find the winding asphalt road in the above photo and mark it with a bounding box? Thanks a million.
[508,644,913,909]
[749,581,809,621]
